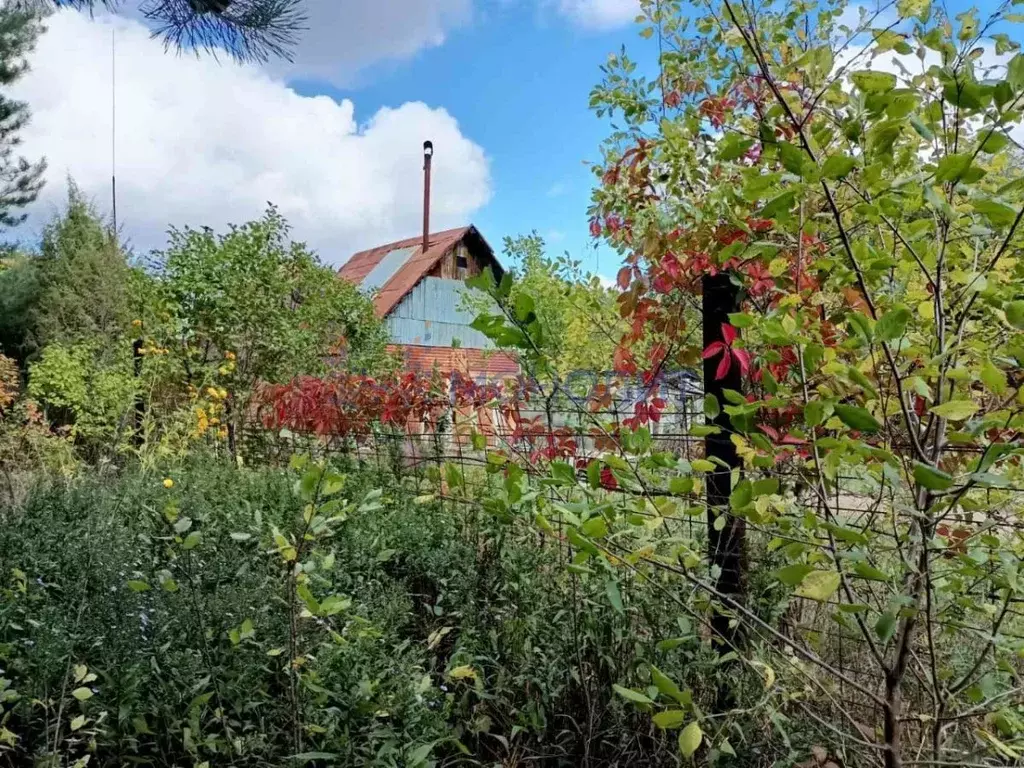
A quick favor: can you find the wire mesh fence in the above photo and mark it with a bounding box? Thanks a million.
[236,369,1024,766]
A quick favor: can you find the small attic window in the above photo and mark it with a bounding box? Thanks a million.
[456,254,468,269]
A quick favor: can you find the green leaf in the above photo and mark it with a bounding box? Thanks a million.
[581,515,608,538]
[760,190,796,219]
[912,462,954,491]
[669,476,694,494]
[729,480,752,510]
[974,199,1017,227]
[821,154,857,179]
[979,131,1009,154]
[930,400,979,421]
[875,611,898,643]
[851,70,896,93]
[776,563,813,586]
[71,687,93,701]
[897,0,930,22]
[935,154,974,184]
[1004,300,1024,329]
[605,579,624,614]
[549,460,577,486]
[1009,53,1024,90]
[291,754,340,765]
[650,665,687,703]
[320,469,345,497]
[653,710,686,729]
[854,562,889,581]
[718,135,755,161]
[910,114,933,140]
[613,684,654,705]
[778,141,808,175]
[679,721,703,758]
[795,570,841,602]
[834,403,882,433]
[70,715,86,731]
[182,531,202,550]
[981,360,1008,395]
[127,580,150,592]
[875,308,911,342]
[514,292,536,322]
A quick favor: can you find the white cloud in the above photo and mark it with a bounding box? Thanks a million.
[557,0,638,30]
[10,11,491,264]
[273,0,473,85]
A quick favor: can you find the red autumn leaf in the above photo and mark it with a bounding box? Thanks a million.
[616,266,632,290]
[716,351,732,380]
[702,341,726,359]
[732,348,751,376]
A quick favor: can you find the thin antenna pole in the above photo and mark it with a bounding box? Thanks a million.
[111,26,117,235]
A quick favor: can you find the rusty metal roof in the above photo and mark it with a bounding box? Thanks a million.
[338,226,497,318]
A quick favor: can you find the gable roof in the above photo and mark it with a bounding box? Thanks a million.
[338,225,499,317]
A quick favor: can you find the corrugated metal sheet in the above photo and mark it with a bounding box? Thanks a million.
[386,277,494,348]
[360,245,417,293]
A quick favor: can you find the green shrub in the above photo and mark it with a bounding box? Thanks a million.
[0,457,718,767]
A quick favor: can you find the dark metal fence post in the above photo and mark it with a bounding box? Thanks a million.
[702,272,746,656]
[132,338,144,448]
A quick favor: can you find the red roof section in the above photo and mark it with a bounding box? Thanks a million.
[389,344,519,379]
[338,227,470,317]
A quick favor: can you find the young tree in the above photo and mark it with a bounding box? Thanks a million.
[13,0,305,61]
[0,249,41,362]
[468,1,1024,766]
[465,233,626,376]
[583,1,1024,764]
[150,206,391,451]
[0,6,44,229]
[30,184,130,352]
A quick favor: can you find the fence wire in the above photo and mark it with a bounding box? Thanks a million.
[237,375,1024,766]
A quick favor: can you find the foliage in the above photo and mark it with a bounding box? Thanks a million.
[0,249,39,363]
[449,1,1024,766]
[26,341,136,456]
[30,185,130,353]
[144,206,392,451]
[261,370,503,443]
[0,457,694,767]
[571,0,1024,764]
[18,0,305,62]
[0,5,44,230]
[463,233,625,376]
[0,351,76,502]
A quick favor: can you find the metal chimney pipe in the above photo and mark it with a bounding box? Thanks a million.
[422,140,433,253]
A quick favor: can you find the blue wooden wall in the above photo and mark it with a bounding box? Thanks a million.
[386,277,494,349]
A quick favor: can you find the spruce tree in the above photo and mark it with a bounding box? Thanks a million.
[0,6,44,230]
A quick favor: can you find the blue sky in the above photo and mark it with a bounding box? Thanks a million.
[291,5,637,278]
[10,1,645,280]
[17,1,1010,278]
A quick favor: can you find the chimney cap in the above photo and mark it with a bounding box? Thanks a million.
[423,140,433,156]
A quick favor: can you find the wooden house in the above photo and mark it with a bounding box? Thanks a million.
[339,224,518,378]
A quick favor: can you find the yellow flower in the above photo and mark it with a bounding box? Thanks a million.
[163,478,174,489]
[217,388,228,400]
[224,351,236,361]
[206,387,219,399]
[195,408,210,436]
[132,319,142,327]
